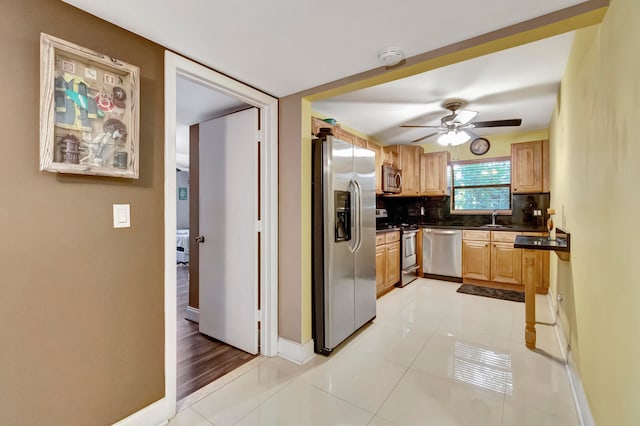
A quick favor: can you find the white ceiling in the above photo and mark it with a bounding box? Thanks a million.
[312,32,575,145]
[63,0,586,97]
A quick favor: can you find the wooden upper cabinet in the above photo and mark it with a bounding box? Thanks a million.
[398,145,421,196]
[420,151,450,196]
[368,142,383,194]
[511,141,543,193]
[333,126,358,145]
[312,117,332,137]
[382,145,399,167]
[354,136,368,149]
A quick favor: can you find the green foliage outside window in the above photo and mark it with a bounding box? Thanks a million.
[451,160,511,211]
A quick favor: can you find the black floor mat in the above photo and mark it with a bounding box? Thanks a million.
[456,284,525,303]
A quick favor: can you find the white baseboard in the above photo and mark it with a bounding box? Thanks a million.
[546,293,595,426]
[277,337,315,365]
[185,306,199,323]
[112,398,169,426]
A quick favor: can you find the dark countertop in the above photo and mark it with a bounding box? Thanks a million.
[395,224,547,232]
[376,227,401,234]
[514,235,570,252]
[376,221,547,233]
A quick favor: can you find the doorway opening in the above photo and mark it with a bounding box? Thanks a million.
[164,52,278,417]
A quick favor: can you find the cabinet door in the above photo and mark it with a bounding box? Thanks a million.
[354,136,368,149]
[511,141,543,193]
[522,249,543,290]
[334,127,358,145]
[312,117,333,137]
[385,241,400,287]
[368,142,383,194]
[491,242,522,285]
[376,245,386,296]
[522,232,550,294]
[462,240,491,281]
[420,151,449,196]
[383,146,399,167]
[399,146,420,195]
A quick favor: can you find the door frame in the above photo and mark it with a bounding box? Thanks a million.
[164,51,278,416]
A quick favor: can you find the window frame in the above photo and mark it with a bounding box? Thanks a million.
[449,156,512,215]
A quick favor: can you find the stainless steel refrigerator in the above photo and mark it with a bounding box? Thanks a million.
[312,134,376,355]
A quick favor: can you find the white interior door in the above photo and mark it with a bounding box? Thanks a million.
[198,107,258,354]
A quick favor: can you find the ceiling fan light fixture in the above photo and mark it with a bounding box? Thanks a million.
[437,130,471,146]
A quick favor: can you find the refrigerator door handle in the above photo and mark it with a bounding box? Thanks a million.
[348,179,357,253]
[352,179,363,253]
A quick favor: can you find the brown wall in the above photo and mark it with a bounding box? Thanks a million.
[278,97,303,341]
[0,1,165,424]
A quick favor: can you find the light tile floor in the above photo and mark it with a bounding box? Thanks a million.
[170,278,579,426]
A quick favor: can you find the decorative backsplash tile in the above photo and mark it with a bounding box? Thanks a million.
[377,193,550,228]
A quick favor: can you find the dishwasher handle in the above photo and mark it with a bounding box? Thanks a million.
[423,229,461,235]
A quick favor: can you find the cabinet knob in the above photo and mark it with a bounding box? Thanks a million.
[514,188,518,191]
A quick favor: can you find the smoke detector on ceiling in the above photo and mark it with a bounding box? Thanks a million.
[378,47,405,67]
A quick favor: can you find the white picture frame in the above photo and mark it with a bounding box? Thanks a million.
[40,33,140,178]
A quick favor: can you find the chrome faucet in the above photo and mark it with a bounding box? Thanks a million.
[491,209,498,225]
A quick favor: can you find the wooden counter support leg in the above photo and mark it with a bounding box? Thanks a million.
[522,251,538,349]
[525,280,536,348]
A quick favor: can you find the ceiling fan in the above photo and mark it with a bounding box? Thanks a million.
[401,100,522,145]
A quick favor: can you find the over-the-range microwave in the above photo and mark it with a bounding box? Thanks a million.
[382,164,402,193]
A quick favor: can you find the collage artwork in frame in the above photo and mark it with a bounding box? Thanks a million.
[39,33,140,178]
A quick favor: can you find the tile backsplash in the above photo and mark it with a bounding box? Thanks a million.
[377,193,550,228]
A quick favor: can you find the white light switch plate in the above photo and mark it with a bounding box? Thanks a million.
[113,204,131,228]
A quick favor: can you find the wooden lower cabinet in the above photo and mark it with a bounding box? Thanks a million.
[522,249,543,289]
[490,242,522,285]
[462,240,491,281]
[463,230,548,293]
[385,242,400,287]
[376,231,400,297]
[376,245,386,294]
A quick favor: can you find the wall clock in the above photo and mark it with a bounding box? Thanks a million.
[470,137,490,155]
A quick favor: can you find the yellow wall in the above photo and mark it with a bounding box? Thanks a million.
[422,129,549,161]
[279,2,607,347]
[549,0,640,424]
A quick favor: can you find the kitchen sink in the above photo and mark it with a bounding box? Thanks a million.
[481,224,512,229]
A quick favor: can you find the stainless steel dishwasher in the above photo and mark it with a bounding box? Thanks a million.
[422,228,462,281]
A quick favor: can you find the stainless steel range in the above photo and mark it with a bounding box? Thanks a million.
[398,225,419,287]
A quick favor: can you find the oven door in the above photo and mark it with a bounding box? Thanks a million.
[402,231,417,269]
[399,230,419,287]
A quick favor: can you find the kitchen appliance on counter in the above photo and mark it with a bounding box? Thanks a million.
[382,164,402,193]
[398,225,419,287]
[422,228,462,281]
[375,208,391,229]
[312,134,376,355]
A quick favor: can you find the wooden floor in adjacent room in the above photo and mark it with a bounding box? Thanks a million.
[176,265,256,401]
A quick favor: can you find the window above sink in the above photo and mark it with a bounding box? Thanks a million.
[449,157,512,214]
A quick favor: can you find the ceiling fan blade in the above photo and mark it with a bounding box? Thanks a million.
[471,119,522,128]
[411,132,442,143]
[452,109,478,125]
[400,125,443,128]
